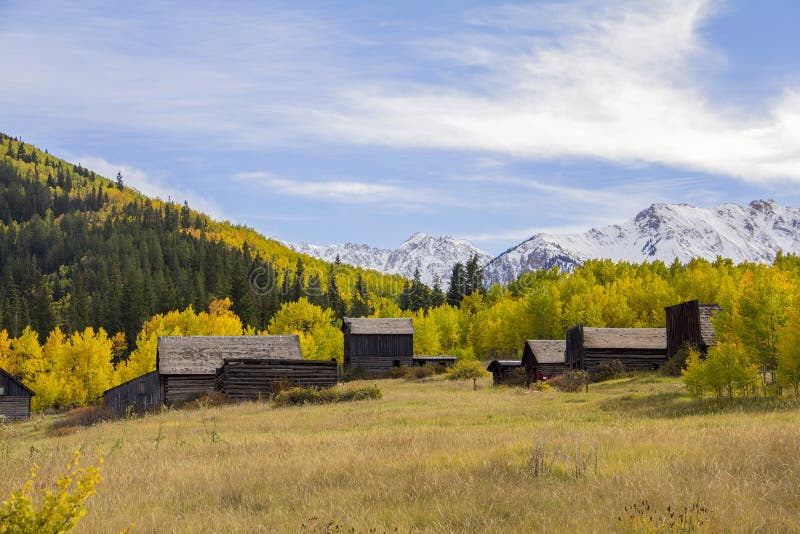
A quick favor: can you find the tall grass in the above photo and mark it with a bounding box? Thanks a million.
[1,375,799,532]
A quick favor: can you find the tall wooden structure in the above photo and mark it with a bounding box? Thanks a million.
[665,300,721,359]
[342,318,414,377]
[157,335,303,405]
[565,326,667,373]
[0,368,35,421]
[103,371,162,417]
[521,340,566,384]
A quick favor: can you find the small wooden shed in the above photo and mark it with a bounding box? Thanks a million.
[412,356,457,368]
[342,317,414,377]
[521,340,566,384]
[486,360,523,385]
[665,300,721,359]
[565,325,667,373]
[0,368,35,421]
[215,358,338,400]
[103,371,162,417]
[157,335,303,405]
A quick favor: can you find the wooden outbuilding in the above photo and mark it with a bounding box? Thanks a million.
[157,335,303,405]
[215,358,337,401]
[521,340,566,384]
[103,371,162,417]
[342,318,414,377]
[412,356,457,368]
[486,360,523,385]
[665,300,721,359]
[0,368,35,421]
[565,325,667,373]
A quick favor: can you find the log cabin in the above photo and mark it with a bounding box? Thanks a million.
[521,340,566,385]
[157,335,303,405]
[0,367,35,422]
[665,300,721,359]
[342,318,414,377]
[565,325,667,373]
[214,358,338,401]
[103,370,162,417]
[486,360,523,385]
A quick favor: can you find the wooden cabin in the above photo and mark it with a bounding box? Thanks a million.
[157,335,302,405]
[487,360,523,385]
[565,325,667,373]
[665,300,721,359]
[342,318,414,377]
[0,368,35,421]
[103,371,162,417]
[412,356,457,368]
[521,340,566,384]
[215,358,337,401]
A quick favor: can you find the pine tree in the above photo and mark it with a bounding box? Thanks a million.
[291,258,305,301]
[327,266,345,319]
[431,274,446,308]
[180,201,192,229]
[447,262,466,306]
[464,254,484,296]
[116,171,124,190]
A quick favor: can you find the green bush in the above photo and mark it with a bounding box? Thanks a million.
[272,386,382,407]
[406,365,435,380]
[446,359,489,380]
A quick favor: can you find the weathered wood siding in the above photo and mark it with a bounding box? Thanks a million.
[412,356,457,368]
[665,300,721,359]
[566,325,667,373]
[344,334,414,377]
[162,375,216,406]
[0,368,34,421]
[487,360,523,385]
[215,359,338,400]
[103,371,162,417]
[0,397,31,421]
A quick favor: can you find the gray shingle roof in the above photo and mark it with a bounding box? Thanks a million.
[582,328,666,350]
[157,335,302,375]
[525,340,566,363]
[699,304,722,347]
[342,317,415,335]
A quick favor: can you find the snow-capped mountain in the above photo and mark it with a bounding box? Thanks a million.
[286,232,492,287]
[484,200,800,285]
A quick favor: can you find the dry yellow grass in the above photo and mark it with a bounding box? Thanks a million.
[2,375,800,533]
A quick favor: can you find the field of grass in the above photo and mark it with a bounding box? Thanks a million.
[2,375,800,533]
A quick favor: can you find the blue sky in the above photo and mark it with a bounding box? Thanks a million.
[2,0,800,255]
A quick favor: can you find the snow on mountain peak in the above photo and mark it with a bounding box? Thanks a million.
[483,199,800,285]
[285,233,491,286]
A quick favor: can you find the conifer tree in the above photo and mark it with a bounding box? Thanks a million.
[447,262,466,306]
[431,274,446,308]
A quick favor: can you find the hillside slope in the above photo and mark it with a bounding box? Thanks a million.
[0,133,405,345]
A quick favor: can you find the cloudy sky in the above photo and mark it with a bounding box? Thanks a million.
[2,0,799,254]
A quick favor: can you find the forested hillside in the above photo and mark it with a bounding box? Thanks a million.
[0,133,405,348]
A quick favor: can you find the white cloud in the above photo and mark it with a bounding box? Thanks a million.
[77,155,226,220]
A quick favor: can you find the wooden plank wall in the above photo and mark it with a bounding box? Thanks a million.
[215,359,338,400]
[344,334,413,360]
[163,375,216,406]
[565,326,585,369]
[665,300,702,359]
[0,397,30,421]
[103,371,162,417]
[349,354,413,377]
[582,348,666,372]
[0,372,33,398]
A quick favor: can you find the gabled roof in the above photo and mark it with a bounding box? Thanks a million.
[342,317,415,335]
[524,340,566,364]
[0,367,35,396]
[157,335,302,375]
[486,360,523,371]
[582,328,666,350]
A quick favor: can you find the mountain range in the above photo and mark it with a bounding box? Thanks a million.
[289,200,800,287]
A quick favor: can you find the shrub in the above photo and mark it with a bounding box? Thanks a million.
[550,370,588,392]
[446,359,489,380]
[661,343,695,377]
[183,392,229,410]
[386,365,410,379]
[47,406,112,434]
[406,365,436,380]
[0,450,104,533]
[592,359,626,382]
[272,386,382,407]
[618,500,708,533]
[504,367,528,387]
[535,381,551,391]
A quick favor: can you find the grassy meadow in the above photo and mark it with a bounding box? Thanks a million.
[2,375,800,533]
